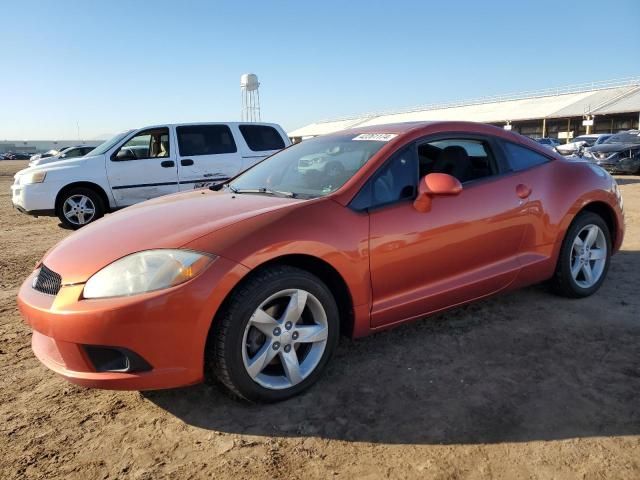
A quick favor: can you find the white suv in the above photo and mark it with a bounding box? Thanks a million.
[11,122,290,229]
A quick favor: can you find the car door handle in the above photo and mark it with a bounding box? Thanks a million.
[161,160,175,168]
[180,159,194,166]
[516,184,532,199]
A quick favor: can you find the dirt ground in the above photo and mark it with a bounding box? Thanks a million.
[0,159,638,479]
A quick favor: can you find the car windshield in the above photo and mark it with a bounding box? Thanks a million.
[603,132,640,145]
[229,134,390,198]
[86,130,133,156]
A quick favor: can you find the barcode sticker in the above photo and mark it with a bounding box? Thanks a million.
[352,133,398,142]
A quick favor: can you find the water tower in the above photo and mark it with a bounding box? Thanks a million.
[240,73,261,122]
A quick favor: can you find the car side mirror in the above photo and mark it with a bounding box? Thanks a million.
[59,153,66,159]
[115,148,135,161]
[413,173,462,213]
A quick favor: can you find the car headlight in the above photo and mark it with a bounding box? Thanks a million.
[83,249,215,299]
[21,171,47,184]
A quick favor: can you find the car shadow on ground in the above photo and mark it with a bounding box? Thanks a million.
[145,251,640,445]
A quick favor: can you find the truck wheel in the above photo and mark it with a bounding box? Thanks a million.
[57,187,104,229]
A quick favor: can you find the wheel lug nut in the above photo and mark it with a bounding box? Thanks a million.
[284,345,291,353]
[272,342,280,350]
[273,327,281,336]
[292,331,299,340]
[285,322,292,330]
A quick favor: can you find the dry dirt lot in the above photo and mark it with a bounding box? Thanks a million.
[0,159,638,479]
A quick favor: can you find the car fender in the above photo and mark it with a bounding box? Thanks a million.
[39,155,116,208]
[550,166,623,263]
[183,198,372,334]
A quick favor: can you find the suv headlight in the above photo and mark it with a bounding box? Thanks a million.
[21,171,47,184]
[83,249,215,299]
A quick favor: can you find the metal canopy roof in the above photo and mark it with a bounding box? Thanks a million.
[288,77,640,138]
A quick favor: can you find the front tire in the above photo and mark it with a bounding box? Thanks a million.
[550,212,611,298]
[56,187,104,229]
[207,265,340,402]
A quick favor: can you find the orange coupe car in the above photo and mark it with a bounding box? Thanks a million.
[17,121,624,402]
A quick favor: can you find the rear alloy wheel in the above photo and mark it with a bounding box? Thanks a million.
[57,187,104,229]
[569,224,607,289]
[208,266,339,402]
[550,212,611,297]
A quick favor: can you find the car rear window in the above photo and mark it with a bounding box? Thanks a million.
[502,141,550,172]
[177,125,237,156]
[239,125,286,151]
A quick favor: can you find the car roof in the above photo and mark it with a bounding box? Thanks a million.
[131,121,284,130]
[338,120,538,144]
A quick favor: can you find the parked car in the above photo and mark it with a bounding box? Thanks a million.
[2,152,32,160]
[29,149,62,162]
[582,130,640,174]
[534,137,562,149]
[16,121,624,402]
[29,145,97,167]
[11,122,290,229]
[556,134,612,156]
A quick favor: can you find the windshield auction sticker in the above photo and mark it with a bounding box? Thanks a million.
[352,133,398,141]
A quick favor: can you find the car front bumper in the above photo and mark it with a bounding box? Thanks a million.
[587,155,640,174]
[17,256,249,390]
[11,180,58,215]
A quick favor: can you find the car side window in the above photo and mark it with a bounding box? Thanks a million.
[64,149,82,158]
[502,141,550,172]
[239,125,286,151]
[417,138,498,183]
[114,128,170,161]
[177,125,237,156]
[351,144,418,210]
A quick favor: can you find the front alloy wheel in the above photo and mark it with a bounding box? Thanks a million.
[208,266,339,402]
[63,194,96,226]
[57,187,104,229]
[242,289,329,390]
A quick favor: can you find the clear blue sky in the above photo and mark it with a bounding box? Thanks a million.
[1,0,639,140]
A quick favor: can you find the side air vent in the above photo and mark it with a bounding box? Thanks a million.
[33,265,62,295]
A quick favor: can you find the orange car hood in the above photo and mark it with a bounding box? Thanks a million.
[43,190,304,284]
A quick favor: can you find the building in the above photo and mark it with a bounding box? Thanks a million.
[0,140,103,155]
[288,77,640,142]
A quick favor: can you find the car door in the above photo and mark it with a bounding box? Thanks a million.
[497,140,556,267]
[107,127,179,206]
[364,135,530,329]
[175,124,241,190]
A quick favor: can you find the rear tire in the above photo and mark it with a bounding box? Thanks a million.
[56,187,104,229]
[207,265,339,403]
[550,211,611,298]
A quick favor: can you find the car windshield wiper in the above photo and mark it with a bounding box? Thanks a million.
[226,185,296,198]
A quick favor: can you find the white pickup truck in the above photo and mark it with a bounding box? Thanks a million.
[11,122,290,228]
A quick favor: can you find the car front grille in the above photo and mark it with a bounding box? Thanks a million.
[33,265,62,295]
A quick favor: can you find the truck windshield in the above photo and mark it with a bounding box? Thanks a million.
[86,130,133,157]
[229,134,390,198]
